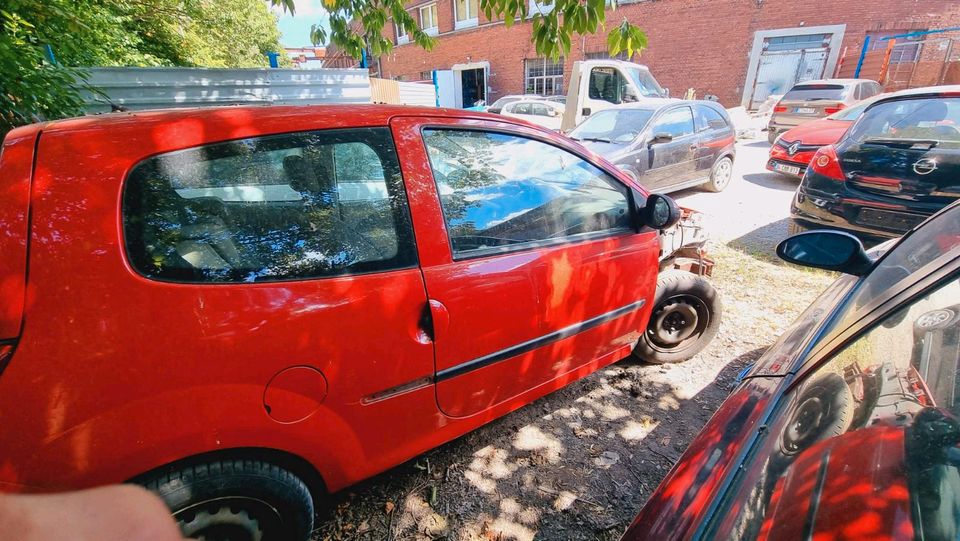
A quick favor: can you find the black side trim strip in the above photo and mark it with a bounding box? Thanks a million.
[435,299,646,383]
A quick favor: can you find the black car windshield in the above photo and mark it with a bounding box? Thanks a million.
[569,108,657,144]
[783,83,847,101]
[626,67,666,98]
[846,96,960,144]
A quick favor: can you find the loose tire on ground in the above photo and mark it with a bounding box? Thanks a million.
[634,270,722,364]
[704,155,734,192]
[140,459,315,541]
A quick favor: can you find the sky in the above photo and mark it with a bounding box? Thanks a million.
[273,0,331,48]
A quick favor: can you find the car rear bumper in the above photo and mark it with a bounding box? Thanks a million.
[789,183,932,239]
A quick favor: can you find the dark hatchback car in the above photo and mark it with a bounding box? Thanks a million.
[568,101,736,194]
[791,86,960,239]
[622,202,960,540]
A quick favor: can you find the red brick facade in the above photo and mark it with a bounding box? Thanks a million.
[376,0,960,107]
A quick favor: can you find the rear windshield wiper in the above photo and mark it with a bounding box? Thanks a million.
[577,137,613,143]
[863,137,940,150]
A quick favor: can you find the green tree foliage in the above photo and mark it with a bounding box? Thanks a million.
[2,0,286,133]
[278,0,646,62]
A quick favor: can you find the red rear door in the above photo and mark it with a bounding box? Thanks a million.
[391,116,661,417]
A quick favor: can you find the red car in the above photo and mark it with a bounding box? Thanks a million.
[766,97,876,178]
[0,105,704,540]
[622,202,960,540]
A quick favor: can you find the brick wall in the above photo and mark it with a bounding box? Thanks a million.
[377,0,960,107]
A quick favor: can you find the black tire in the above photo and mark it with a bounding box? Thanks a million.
[634,270,721,364]
[704,155,734,192]
[779,373,853,456]
[767,130,778,145]
[141,459,315,541]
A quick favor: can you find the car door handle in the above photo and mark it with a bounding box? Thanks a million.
[429,300,450,341]
[689,144,698,151]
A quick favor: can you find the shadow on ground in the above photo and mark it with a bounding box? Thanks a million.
[727,218,793,263]
[741,172,798,192]
[311,347,765,541]
[740,141,772,149]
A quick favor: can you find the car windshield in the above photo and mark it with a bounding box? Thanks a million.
[568,108,656,144]
[783,83,848,101]
[846,96,960,144]
[626,67,666,98]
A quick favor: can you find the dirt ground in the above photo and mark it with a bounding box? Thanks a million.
[310,139,837,541]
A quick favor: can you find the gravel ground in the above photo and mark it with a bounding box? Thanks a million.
[310,138,836,541]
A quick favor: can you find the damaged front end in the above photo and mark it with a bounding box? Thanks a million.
[659,207,714,276]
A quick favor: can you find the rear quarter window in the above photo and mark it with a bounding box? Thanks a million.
[783,84,847,101]
[122,127,417,283]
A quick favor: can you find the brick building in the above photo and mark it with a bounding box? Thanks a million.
[373,0,960,109]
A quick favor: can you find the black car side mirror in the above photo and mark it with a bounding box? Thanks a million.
[776,230,873,276]
[634,191,680,231]
[649,132,673,146]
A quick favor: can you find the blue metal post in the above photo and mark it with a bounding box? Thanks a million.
[359,48,368,69]
[43,44,56,64]
[854,35,870,78]
[266,52,280,68]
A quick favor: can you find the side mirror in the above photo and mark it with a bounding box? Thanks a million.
[649,132,673,145]
[776,230,874,276]
[623,90,639,103]
[582,107,592,116]
[637,192,681,230]
[661,88,670,98]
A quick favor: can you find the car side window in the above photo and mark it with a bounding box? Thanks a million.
[513,103,531,115]
[122,127,416,283]
[696,105,727,131]
[422,129,631,257]
[651,107,695,138]
[853,83,864,100]
[589,67,630,104]
[530,103,549,116]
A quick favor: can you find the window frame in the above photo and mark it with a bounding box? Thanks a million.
[394,20,409,45]
[524,57,564,96]
[121,126,419,284]
[650,106,696,139]
[453,0,479,30]
[418,125,640,261]
[419,3,439,35]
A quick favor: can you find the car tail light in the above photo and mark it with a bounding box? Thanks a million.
[774,105,787,113]
[0,341,16,377]
[824,104,846,115]
[809,145,845,181]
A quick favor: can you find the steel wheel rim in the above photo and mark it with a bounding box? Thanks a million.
[714,159,732,188]
[174,496,281,541]
[646,294,710,352]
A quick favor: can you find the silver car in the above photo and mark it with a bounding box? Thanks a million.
[767,78,882,143]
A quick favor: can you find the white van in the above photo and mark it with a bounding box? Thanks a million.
[561,59,671,131]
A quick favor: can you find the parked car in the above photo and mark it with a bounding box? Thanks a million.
[791,86,960,239]
[0,104,716,541]
[767,95,881,178]
[486,94,539,113]
[545,95,567,104]
[500,99,565,130]
[568,100,736,193]
[622,201,960,540]
[767,78,882,144]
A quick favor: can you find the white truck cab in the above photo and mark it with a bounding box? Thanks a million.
[561,59,671,131]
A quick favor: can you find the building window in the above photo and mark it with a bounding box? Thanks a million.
[528,0,554,15]
[524,57,564,96]
[763,33,829,52]
[419,3,439,35]
[419,70,433,81]
[394,21,409,45]
[584,49,632,61]
[868,31,924,64]
[454,0,479,30]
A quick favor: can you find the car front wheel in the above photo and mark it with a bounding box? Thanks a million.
[141,459,315,541]
[634,270,721,364]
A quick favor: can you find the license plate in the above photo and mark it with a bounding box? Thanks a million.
[857,208,926,232]
[773,163,801,175]
[794,107,816,114]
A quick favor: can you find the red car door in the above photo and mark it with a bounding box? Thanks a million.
[391,115,661,417]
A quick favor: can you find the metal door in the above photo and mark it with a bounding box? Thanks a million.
[749,48,829,109]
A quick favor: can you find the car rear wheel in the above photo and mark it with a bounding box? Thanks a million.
[704,156,734,192]
[634,270,721,364]
[141,459,315,541]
